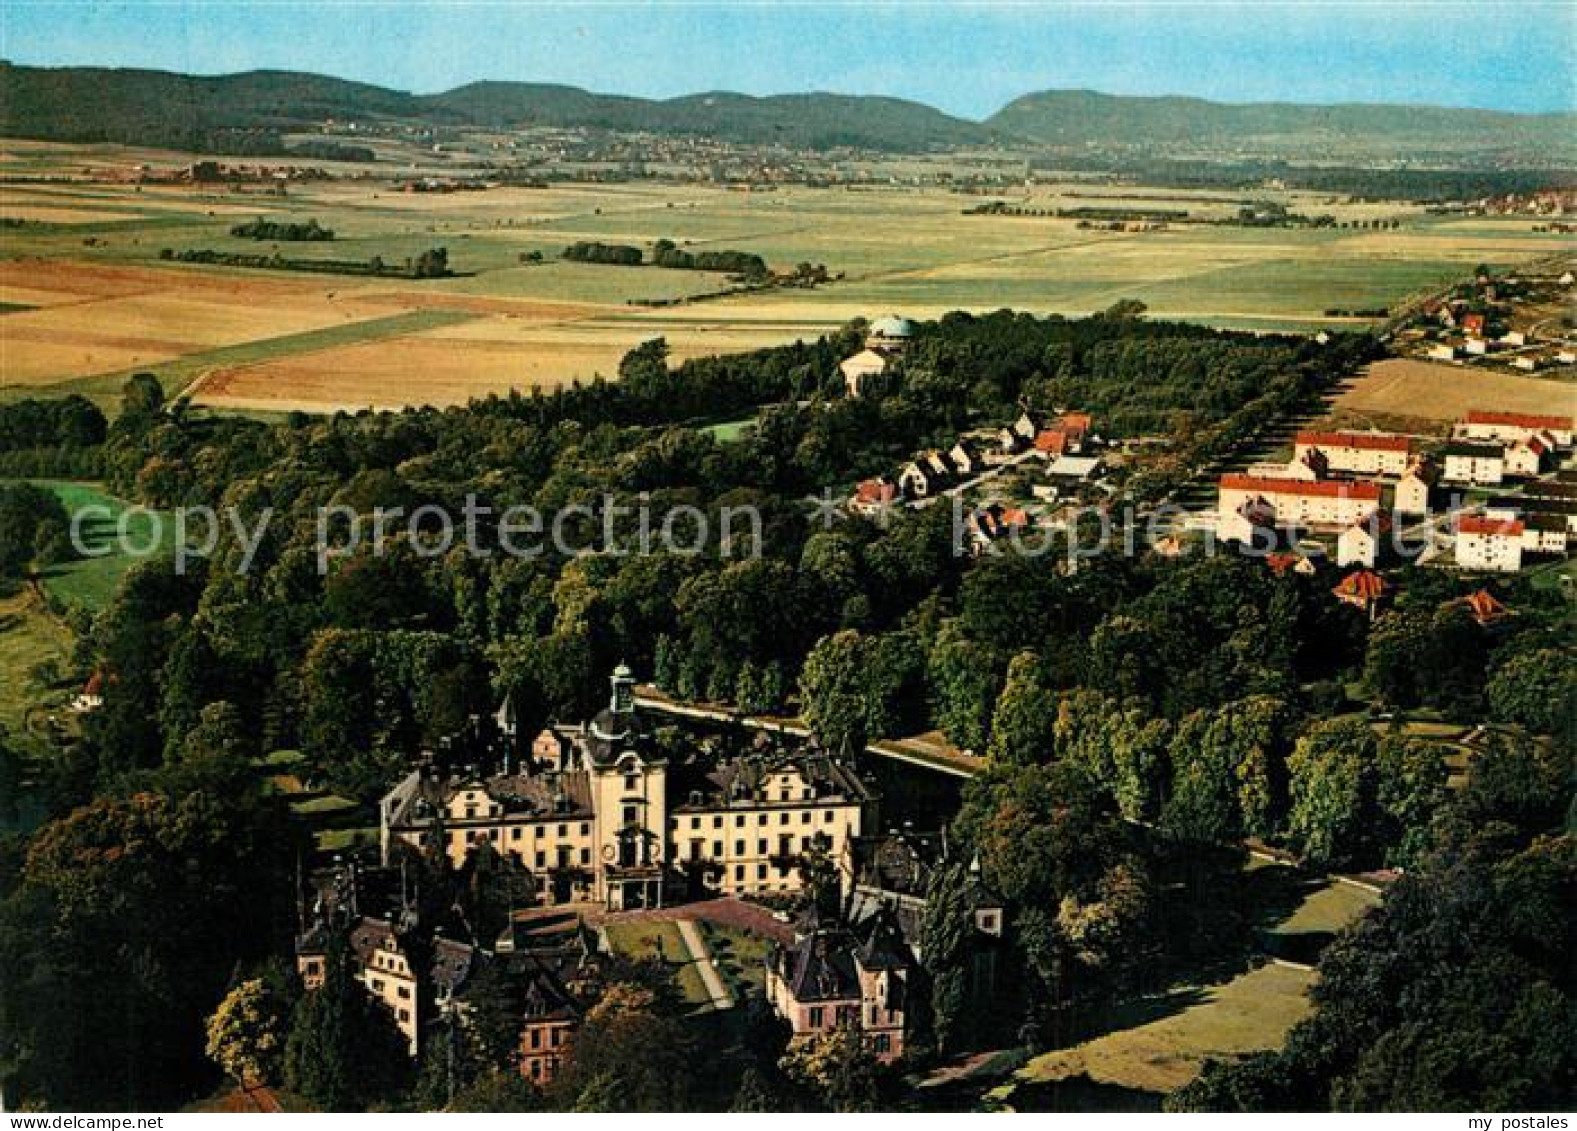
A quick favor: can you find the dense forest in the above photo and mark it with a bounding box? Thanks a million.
[0,311,1569,1111]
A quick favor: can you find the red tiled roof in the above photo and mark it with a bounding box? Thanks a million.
[1265,552,1301,576]
[854,478,897,505]
[1295,430,1413,454]
[1034,429,1069,455]
[1464,410,1573,431]
[1458,515,1524,537]
[1220,475,1382,501]
[1058,412,1093,434]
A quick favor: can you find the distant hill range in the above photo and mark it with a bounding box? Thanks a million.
[988,89,1577,160]
[2,62,1573,164]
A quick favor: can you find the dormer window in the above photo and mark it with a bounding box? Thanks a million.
[624,773,640,793]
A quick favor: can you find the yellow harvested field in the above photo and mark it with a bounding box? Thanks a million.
[0,259,414,384]
[1332,358,1576,429]
[1016,962,1316,1095]
[4,158,1572,412]
[195,311,818,412]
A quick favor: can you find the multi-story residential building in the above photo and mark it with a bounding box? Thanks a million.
[1456,514,1525,572]
[1394,460,1437,515]
[1442,442,1507,486]
[382,666,876,910]
[1457,410,1573,448]
[1293,430,1413,477]
[1216,475,1382,538]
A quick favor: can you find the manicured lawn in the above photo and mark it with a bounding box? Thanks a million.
[1007,961,1316,1097]
[1270,879,1380,937]
[700,921,773,994]
[601,919,714,1008]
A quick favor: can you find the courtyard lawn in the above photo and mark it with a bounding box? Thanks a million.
[699,920,774,995]
[601,919,714,1008]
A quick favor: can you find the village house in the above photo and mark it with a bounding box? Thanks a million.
[382,667,876,910]
[765,904,916,1062]
[965,503,1033,554]
[850,476,899,515]
[1216,475,1382,538]
[1456,514,1525,572]
[896,457,944,500]
[1457,410,1573,448]
[1442,442,1507,486]
[948,439,982,477]
[997,410,1040,454]
[1293,430,1413,477]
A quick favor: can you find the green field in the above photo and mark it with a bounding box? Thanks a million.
[1002,961,1316,1099]
[25,480,175,611]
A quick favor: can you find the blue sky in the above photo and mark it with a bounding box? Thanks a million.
[3,2,1573,117]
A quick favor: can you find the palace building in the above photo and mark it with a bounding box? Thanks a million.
[381,666,876,911]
